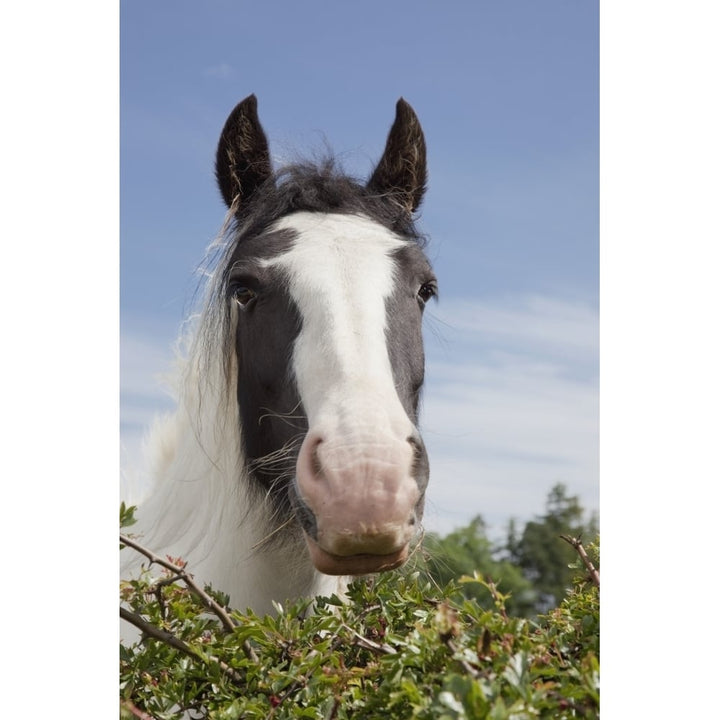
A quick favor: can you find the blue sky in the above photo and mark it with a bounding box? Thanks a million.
[120,0,599,534]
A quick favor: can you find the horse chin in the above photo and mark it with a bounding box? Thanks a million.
[304,534,409,576]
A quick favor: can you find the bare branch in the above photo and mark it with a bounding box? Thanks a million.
[121,533,259,661]
[120,607,245,685]
[121,533,236,632]
[560,535,600,588]
[341,623,397,655]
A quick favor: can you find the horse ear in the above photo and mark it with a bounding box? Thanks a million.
[367,98,427,215]
[215,94,273,210]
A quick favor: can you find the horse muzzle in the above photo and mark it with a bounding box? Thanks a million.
[293,429,426,576]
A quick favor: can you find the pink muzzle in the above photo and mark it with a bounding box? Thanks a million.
[294,428,423,575]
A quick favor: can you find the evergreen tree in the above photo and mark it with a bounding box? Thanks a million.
[513,483,598,612]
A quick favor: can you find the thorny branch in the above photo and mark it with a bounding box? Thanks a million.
[120,533,259,662]
[560,534,600,588]
[120,606,245,686]
[341,623,397,655]
[120,533,235,631]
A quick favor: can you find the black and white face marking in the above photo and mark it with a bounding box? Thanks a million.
[234,211,436,575]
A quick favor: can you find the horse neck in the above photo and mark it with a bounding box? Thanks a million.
[128,338,344,615]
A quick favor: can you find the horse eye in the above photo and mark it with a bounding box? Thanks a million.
[231,286,257,309]
[417,282,437,305]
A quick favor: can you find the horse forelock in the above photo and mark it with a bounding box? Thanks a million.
[229,159,427,245]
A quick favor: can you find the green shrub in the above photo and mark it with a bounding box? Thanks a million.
[120,505,599,719]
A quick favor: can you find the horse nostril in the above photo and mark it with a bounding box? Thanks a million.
[290,488,319,540]
[407,434,422,457]
[407,434,428,489]
[311,439,323,477]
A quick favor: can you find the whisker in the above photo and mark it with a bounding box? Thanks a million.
[250,515,297,551]
[257,401,307,430]
[248,433,305,472]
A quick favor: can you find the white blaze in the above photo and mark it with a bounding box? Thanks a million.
[266,212,408,430]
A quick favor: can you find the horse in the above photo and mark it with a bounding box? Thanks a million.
[123,95,437,616]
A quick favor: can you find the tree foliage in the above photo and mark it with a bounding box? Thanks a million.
[120,497,599,719]
[510,484,598,613]
[419,484,598,617]
[420,516,537,618]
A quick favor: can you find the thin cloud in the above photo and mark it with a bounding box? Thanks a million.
[421,294,598,534]
[427,295,598,371]
[203,63,233,79]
